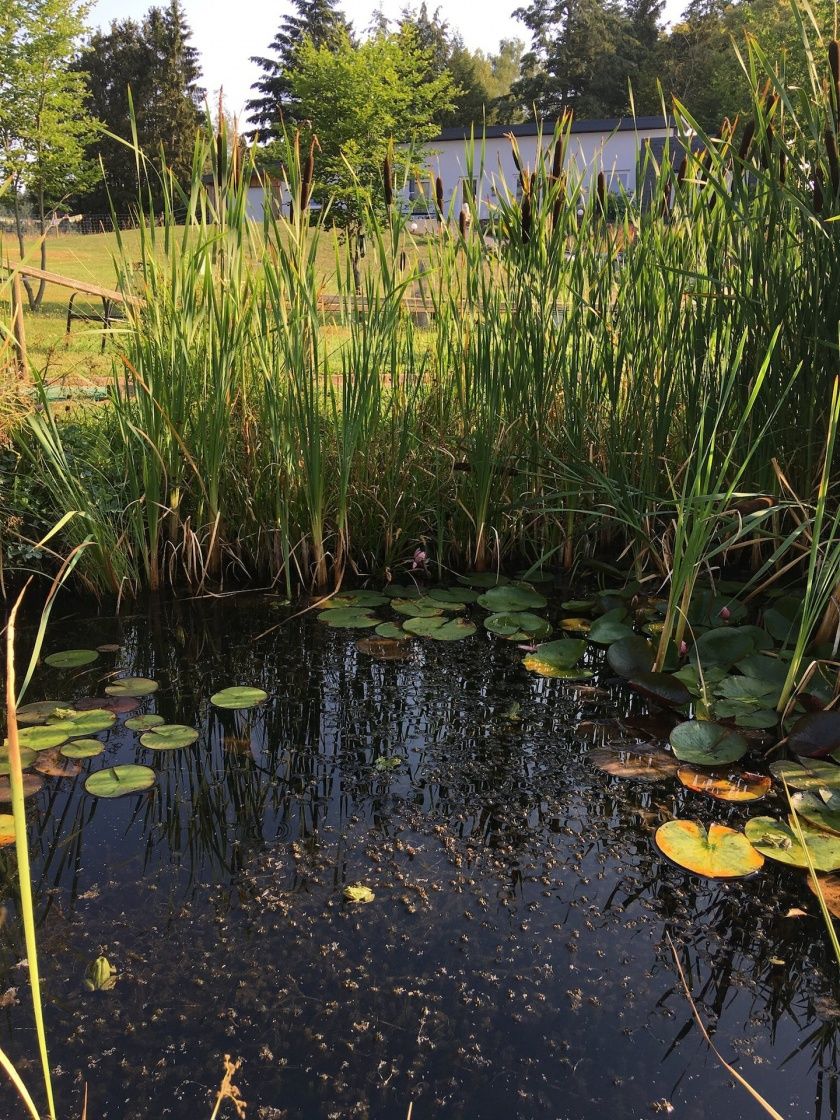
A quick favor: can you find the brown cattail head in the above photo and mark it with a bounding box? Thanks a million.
[595,171,606,222]
[383,154,393,207]
[826,130,840,198]
[300,136,315,211]
[661,179,672,221]
[830,41,840,126]
[459,206,468,239]
[814,165,825,214]
[677,156,687,185]
[738,119,756,162]
[521,192,532,243]
[779,148,787,185]
[551,130,567,180]
[435,175,444,216]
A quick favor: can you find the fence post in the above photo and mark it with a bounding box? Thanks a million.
[11,272,28,377]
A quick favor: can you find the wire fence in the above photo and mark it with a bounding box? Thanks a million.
[0,214,145,237]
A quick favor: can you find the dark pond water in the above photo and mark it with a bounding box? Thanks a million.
[1,592,837,1120]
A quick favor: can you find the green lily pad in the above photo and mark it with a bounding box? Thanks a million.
[14,726,69,752]
[790,791,840,836]
[715,675,779,703]
[124,714,166,731]
[140,724,199,750]
[423,596,466,613]
[770,757,840,790]
[383,583,421,599]
[655,820,764,878]
[389,599,444,618]
[48,709,116,736]
[669,720,748,765]
[456,572,510,588]
[484,612,551,639]
[425,587,479,605]
[16,700,69,725]
[104,677,159,698]
[61,740,105,759]
[745,816,840,871]
[210,686,268,710]
[319,590,388,609]
[522,639,587,676]
[691,627,757,669]
[402,616,477,641]
[0,747,37,775]
[787,712,840,758]
[736,654,789,685]
[85,764,156,799]
[606,635,655,678]
[477,586,547,613]
[44,649,99,669]
[587,609,634,645]
[317,607,380,628]
[729,708,778,730]
[628,672,691,709]
[375,622,408,640]
[561,599,595,612]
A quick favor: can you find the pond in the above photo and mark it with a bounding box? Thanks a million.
[1,589,838,1120]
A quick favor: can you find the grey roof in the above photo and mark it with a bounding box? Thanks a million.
[432,116,673,143]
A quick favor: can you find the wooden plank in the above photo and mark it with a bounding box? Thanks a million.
[11,273,28,376]
[1,263,142,306]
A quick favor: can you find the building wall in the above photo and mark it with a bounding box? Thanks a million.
[402,124,674,220]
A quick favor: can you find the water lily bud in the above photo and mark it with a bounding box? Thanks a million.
[719,606,731,620]
[679,640,688,656]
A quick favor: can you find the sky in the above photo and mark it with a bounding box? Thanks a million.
[90,0,688,122]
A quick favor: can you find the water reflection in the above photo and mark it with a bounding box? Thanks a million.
[0,592,838,1119]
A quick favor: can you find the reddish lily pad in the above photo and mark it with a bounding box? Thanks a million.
[655,820,764,878]
[589,746,679,781]
[787,712,840,759]
[356,638,411,660]
[0,773,44,801]
[74,695,139,715]
[628,672,691,710]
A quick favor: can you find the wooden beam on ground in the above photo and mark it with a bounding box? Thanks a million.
[1,263,142,307]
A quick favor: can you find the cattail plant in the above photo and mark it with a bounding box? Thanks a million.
[435,175,444,220]
[300,135,316,212]
[595,171,607,223]
[383,153,393,207]
[830,40,840,127]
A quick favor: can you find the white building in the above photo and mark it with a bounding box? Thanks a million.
[400,116,677,221]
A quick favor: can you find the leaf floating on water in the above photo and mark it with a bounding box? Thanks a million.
[587,608,634,645]
[677,766,771,802]
[424,587,479,605]
[374,622,408,641]
[316,607,381,628]
[401,616,477,641]
[44,649,99,669]
[75,694,139,715]
[561,599,595,612]
[655,820,764,878]
[124,714,166,732]
[48,709,116,736]
[0,747,37,775]
[317,590,388,609]
[484,612,551,640]
[476,585,547,613]
[0,816,15,847]
[0,774,44,802]
[13,726,69,753]
[745,816,840,871]
[389,598,444,619]
[96,643,122,653]
[628,673,691,710]
[669,721,748,766]
[104,677,159,698]
[60,740,105,760]
[383,583,422,599]
[589,746,679,781]
[522,638,587,677]
[606,635,655,678]
[807,873,840,918]
[16,700,69,725]
[787,712,840,758]
[560,618,591,634]
[356,638,411,660]
[210,686,268,710]
[84,764,155,799]
[34,750,81,779]
[770,757,840,790]
[789,791,840,836]
[456,572,510,589]
[140,725,199,751]
[343,884,375,904]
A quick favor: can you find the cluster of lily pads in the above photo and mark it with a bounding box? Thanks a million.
[0,646,270,836]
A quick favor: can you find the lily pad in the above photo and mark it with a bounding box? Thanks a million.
[606,635,655,678]
[457,572,510,588]
[104,677,159,698]
[318,590,388,609]
[84,764,156,799]
[75,694,139,715]
[14,726,68,752]
[210,686,268,710]
[49,709,116,736]
[589,746,679,781]
[560,617,591,634]
[97,643,122,653]
[736,654,789,685]
[34,750,81,779]
[790,791,840,836]
[587,608,634,645]
[0,773,44,801]
[140,724,199,751]
[383,583,421,599]
[484,612,551,639]
[356,638,411,660]
[807,873,840,918]
[16,700,69,725]
[561,599,595,612]
[402,616,477,641]
[523,639,587,676]
[317,607,380,628]
[0,816,15,847]
[787,712,840,759]
[44,649,99,669]
[125,714,166,732]
[343,883,375,903]
[477,586,547,613]
[374,622,408,640]
[390,598,444,619]
[425,587,479,605]
[677,766,771,802]
[770,757,840,790]
[61,740,105,759]
[745,816,840,871]
[0,747,37,775]
[691,627,759,669]
[655,820,764,878]
[669,721,748,766]
[423,596,467,613]
[628,672,691,709]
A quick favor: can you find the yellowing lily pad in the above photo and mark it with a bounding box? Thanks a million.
[343,884,375,903]
[0,815,15,847]
[140,724,199,750]
[522,638,587,676]
[770,758,840,790]
[669,721,748,766]
[210,686,268,710]
[44,649,98,669]
[655,820,764,878]
[105,677,159,698]
[560,618,591,634]
[677,766,771,802]
[84,764,156,799]
[745,816,840,871]
[589,746,679,781]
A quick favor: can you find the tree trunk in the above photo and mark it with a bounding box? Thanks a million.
[12,183,36,310]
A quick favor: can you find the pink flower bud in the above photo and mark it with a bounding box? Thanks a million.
[679,640,688,656]
[719,606,731,620]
